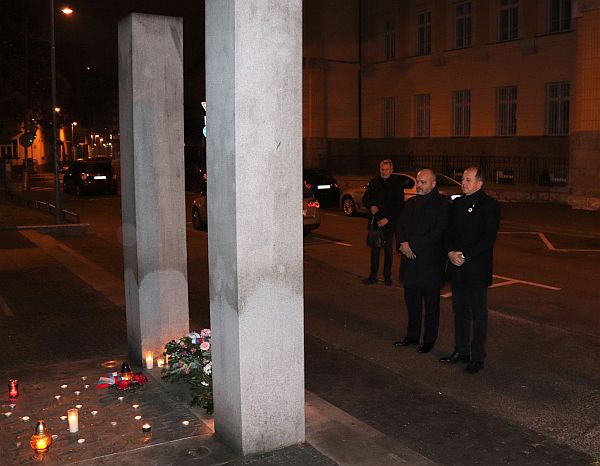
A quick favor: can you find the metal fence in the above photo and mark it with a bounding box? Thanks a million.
[388,154,569,187]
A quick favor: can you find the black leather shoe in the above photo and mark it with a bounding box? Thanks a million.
[439,352,470,364]
[465,361,484,373]
[384,279,392,286]
[362,277,377,285]
[394,338,419,347]
[417,343,433,353]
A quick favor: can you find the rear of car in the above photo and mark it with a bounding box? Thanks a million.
[303,169,340,207]
[303,186,320,236]
[63,158,118,196]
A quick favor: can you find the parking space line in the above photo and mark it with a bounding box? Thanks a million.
[441,274,560,298]
[499,230,600,253]
[493,274,561,291]
[306,237,353,247]
[0,294,14,317]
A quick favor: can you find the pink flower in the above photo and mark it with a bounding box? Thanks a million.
[200,329,211,338]
[190,348,197,353]
[182,352,188,357]
[178,361,184,367]
[200,342,210,351]
[183,367,191,375]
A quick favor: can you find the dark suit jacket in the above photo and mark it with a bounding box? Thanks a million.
[397,188,449,290]
[362,174,405,231]
[446,189,500,289]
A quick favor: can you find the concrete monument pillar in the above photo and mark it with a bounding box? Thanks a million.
[118,14,190,366]
[205,0,305,455]
[570,0,600,209]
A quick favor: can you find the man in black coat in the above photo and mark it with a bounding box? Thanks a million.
[362,159,405,285]
[394,169,448,353]
[440,167,500,373]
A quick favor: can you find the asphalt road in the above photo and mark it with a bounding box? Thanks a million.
[6,179,600,462]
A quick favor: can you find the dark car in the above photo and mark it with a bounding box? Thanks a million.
[185,163,207,193]
[303,169,340,207]
[62,157,117,196]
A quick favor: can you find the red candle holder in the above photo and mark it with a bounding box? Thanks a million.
[8,379,19,399]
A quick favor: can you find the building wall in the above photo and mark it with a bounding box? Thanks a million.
[304,0,579,176]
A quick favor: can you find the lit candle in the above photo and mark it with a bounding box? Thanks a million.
[8,379,19,399]
[156,358,165,368]
[145,351,154,369]
[67,409,78,433]
[142,423,152,433]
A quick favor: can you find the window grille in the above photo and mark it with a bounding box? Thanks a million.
[496,86,517,136]
[415,94,431,137]
[453,90,471,137]
[546,82,570,136]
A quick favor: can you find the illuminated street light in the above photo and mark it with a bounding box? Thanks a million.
[50,2,74,223]
[61,7,73,14]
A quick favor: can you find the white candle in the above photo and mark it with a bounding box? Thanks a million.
[145,351,154,369]
[68,408,79,433]
[156,358,165,368]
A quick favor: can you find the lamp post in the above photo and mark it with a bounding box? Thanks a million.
[71,121,77,160]
[50,3,73,224]
[50,0,61,223]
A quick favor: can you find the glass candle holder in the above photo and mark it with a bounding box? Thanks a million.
[8,379,18,399]
[30,420,52,453]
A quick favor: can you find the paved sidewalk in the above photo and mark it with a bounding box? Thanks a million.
[1,197,598,465]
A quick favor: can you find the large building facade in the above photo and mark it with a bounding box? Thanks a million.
[304,0,600,209]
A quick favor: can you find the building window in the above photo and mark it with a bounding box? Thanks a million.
[455,2,472,48]
[385,21,396,61]
[548,0,571,33]
[415,94,431,137]
[383,97,396,137]
[497,86,517,136]
[417,11,432,55]
[453,90,471,137]
[546,82,570,136]
[498,0,518,41]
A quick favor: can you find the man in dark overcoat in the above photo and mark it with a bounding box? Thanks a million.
[394,169,448,353]
[440,167,500,373]
[362,159,405,285]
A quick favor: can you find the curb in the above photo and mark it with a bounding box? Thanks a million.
[0,223,92,236]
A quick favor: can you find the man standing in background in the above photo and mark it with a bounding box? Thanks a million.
[362,159,404,286]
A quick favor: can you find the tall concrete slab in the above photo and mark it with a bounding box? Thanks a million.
[205,0,305,455]
[118,14,189,366]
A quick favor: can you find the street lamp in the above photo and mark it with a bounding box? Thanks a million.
[50,3,73,223]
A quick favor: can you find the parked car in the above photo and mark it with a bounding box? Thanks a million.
[191,185,321,236]
[339,172,462,216]
[62,157,118,196]
[303,169,340,207]
[185,162,207,193]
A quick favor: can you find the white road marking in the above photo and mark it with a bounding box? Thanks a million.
[499,230,600,252]
[0,294,14,317]
[441,274,560,298]
[307,237,352,247]
[492,274,561,291]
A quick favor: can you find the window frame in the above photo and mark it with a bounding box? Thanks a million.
[383,96,396,138]
[384,20,396,61]
[546,82,570,136]
[548,0,571,33]
[453,89,471,137]
[498,0,519,42]
[415,94,431,138]
[416,11,432,56]
[455,2,472,49]
[496,85,518,136]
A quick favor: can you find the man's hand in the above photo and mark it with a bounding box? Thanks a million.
[377,217,389,227]
[400,241,416,259]
[370,206,380,215]
[448,251,465,266]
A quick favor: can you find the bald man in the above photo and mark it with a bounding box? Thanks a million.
[440,167,500,374]
[394,169,449,353]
